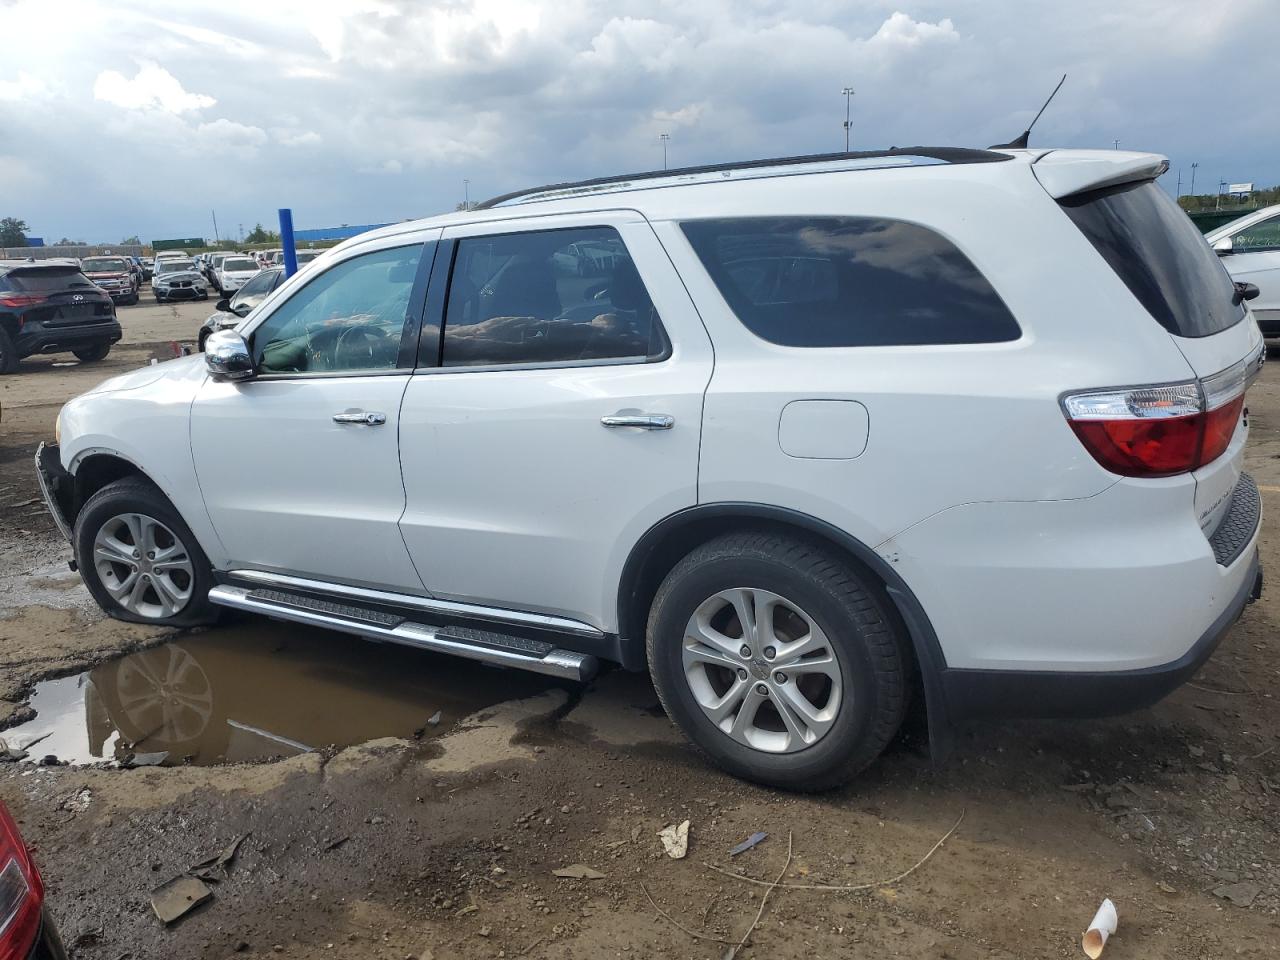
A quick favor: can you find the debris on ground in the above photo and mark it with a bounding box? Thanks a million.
[0,739,29,762]
[1213,882,1261,907]
[121,751,169,768]
[150,875,213,925]
[729,832,767,857]
[58,787,92,813]
[659,819,691,859]
[1082,897,1117,958]
[552,864,606,879]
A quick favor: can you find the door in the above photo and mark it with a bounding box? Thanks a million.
[1221,211,1280,328]
[398,212,713,630]
[191,238,436,592]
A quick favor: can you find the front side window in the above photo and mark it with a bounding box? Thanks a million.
[230,270,278,313]
[252,245,423,375]
[681,217,1020,347]
[1229,215,1280,253]
[441,226,667,367]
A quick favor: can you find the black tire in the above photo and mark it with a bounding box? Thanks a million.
[197,331,208,352]
[646,531,907,791]
[154,295,163,304]
[0,325,18,374]
[74,477,220,628]
[73,343,111,363]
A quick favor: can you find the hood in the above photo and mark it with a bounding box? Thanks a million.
[155,270,203,282]
[85,270,130,279]
[77,353,206,398]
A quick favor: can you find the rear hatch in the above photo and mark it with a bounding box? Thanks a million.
[4,265,114,326]
[1038,151,1263,542]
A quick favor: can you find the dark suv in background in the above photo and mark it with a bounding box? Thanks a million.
[0,260,120,373]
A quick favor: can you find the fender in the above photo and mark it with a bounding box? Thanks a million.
[616,502,955,753]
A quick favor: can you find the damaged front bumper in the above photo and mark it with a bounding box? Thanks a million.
[34,442,74,543]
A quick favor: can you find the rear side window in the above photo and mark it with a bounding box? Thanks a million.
[1060,181,1244,338]
[1,267,94,292]
[679,217,1019,347]
[1227,214,1280,253]
[442,227,668,367]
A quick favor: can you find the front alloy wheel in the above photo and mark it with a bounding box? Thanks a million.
[682,588,840,753]
[93,513,195,619]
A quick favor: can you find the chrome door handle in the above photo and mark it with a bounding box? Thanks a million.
[333,411,386,426]
[600,414,674,430]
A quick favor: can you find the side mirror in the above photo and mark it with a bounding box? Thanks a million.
[1213,236,1233,256]
[205,330,256,382]
[215,298,232,312]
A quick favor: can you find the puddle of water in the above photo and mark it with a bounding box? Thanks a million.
[4,621,560,767]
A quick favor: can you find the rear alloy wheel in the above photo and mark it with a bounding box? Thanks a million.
[75,478,219,627]
[647,531,908,790]
[73,344,110,363]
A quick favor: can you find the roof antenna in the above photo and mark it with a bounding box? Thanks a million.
[989,73,1066,149]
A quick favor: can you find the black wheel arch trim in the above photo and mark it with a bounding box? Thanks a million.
[615,502,956,751]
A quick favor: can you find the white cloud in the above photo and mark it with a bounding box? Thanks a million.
[0,72,48,102]
[194,118,268,149]
[868,12,959,48]
[274,128,322,147]
[93,61,215,113]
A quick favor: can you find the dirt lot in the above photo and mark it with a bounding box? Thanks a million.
[1,304,1278,959]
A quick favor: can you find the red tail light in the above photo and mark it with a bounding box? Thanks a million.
[0,294,46,309]
[0,804,43,960]
[1063,346,1263,478]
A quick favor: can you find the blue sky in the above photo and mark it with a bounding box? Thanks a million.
[1,0,1276,243]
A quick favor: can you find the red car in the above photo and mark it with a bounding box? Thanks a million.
[78,256,139,306]
[0,801,66,959]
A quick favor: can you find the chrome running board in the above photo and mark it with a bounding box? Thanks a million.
[208,585,597,682]
[225,568,604,638]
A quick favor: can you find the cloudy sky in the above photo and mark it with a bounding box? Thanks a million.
[1,0,1276,244]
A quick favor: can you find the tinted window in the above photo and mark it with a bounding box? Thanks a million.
[680,217,1019,347]
[1229,215,1280,253]
[1060,181,1244,338]
[442,227,667,367]
[253,245,422,375]
[2,267,94,292]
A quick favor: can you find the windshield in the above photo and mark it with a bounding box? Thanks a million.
[80,258,129,273]
[1060,181,1244,338]
[157,260,195,275]
[223,258,257,272]
[4,266,95,291]
[295,251,319,263]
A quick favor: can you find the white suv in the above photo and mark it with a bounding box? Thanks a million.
[35,148,1264,789]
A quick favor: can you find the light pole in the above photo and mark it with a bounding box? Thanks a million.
[464,179,471,210]
[1113,139,1120,150]
[1190,161,1198,197]
[842,86,855,152]
[659,133,670,170]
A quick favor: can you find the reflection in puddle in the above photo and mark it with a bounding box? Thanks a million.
[5,621,561,766]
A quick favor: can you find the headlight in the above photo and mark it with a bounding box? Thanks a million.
[54,411,61,444]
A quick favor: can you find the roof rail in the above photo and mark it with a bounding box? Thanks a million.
[474,146,1010,210]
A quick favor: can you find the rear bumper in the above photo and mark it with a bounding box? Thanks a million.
[17,321,121,359]
[942,547,1261,719]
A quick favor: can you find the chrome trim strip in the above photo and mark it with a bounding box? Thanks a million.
[208,585,596,681]
[224,569,605,638]
[33,443,73,542]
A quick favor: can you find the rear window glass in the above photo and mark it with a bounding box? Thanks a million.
[680,217,1020,347]
[1060,181,1244,338]
[2,267,94,292]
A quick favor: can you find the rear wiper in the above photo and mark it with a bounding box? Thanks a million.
[1234,281,1260,305]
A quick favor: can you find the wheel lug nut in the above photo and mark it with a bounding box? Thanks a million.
[132,550,140,559]
[739,645,751,658]
[775,672,788,684]
[755,683,769,695]
[736,668,748,680]
[763,646,776,660]
[147,551,155,559]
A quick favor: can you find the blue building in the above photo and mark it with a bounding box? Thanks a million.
[293,223,391,243]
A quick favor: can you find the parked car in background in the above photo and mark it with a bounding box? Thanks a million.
[1207,204,1280,338]
[203,251,235,290]
[79,255,139,306]
[37,147,1264,790]
[151,257,209,303]
[197,266,283,350]
[294,250,320,267]
[258,248,282,267]
[139,257,154,281]
[0,258,119,372]
[0,800,67,958]
[215,256,262,296]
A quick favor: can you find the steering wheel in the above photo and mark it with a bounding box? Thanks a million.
[306,322,388,371]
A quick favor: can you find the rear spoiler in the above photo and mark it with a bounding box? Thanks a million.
[1032,150,1170,199]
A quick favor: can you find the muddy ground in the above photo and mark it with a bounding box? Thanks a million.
[1,301,1278,959]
